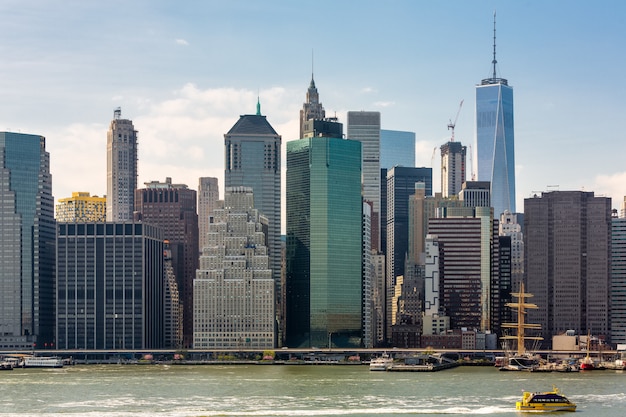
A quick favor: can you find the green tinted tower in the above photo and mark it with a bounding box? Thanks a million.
[286,120,363,348]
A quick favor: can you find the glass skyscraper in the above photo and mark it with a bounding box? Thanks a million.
[0,132,55,349]
[286,124,363,348]
[380,129,415,169]
[475,20,515,217]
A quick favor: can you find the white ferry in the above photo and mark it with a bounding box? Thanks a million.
[23,356,64,368]
[369,353,393,371]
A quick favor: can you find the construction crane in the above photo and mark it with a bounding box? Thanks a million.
[447,99,464,142]
[430,146,437,167]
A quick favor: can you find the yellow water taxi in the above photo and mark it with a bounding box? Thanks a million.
[516,386,576,412]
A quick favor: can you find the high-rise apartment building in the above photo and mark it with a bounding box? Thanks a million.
[440,141,466,198]
[380,129,415,169]
[348,111,381,250]
[525,191,611,346]
[224,106,282,342]
[286,121,363,348]
[0,132,55,350]
[134,177,198,348]
[385,166,431,340]
[106,108,137,222]
[194,187,274,349]
[56,222,164,349]
[198,177,219,253]
[475,18,515,217]
[56,192,106,222]
[299,74,325,139]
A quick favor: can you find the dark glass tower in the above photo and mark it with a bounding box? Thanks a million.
[286,121,363,348]
[0,132,55,349]
[475,14,515,217]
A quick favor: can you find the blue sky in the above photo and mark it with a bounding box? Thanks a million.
[2,1,625,217]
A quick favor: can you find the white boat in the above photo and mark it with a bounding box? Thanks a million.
[369,353,393,371]
[23,356,64,368]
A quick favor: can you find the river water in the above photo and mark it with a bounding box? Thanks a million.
[1,364,625,416]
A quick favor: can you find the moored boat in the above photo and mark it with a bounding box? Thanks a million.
[23,356,64,368]
[369,353,393,371]
[516,385,576,412]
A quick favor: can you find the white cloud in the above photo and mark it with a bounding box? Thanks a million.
[49,84,301,205]
[373,101,395,108]
[175,39,189,46]
[594,172,626,207]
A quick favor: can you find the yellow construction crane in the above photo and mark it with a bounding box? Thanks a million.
[447,99,464,142]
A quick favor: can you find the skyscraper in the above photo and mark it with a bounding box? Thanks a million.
[56,192,106,222]
[380,129,415,169]
[440,141,466,198]
[475,15,515,217]
[611,210,626,345]
[385,166,431,340]
[134,177,198,348]
[286,121,363,348]
[198,177,220,253]
[348,111,381,250]
[107,108,138,222]
[224,104,282,342]
[299,74,325,139]
[525,191,611,346]
[194,187,274,349]
[428,207,500,332]
[0,132,55,349]
[56,222,164,349]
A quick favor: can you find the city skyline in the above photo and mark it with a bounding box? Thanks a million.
[2,1,626,218]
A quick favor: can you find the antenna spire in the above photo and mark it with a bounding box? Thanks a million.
[492,11,497,80]
[256,91,261,116]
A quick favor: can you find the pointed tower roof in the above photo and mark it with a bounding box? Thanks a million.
[226,114,278,136]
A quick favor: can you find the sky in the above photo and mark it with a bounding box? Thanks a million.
[2,1,626,225]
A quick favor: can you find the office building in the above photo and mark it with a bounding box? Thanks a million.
[286,121,362,348]
[299,74,325,139]
[499,211,524,292]
[380,129,415,169]
[348,111,381,250]
[194,187,274,349]
[0,132,55,350]
[525,191,611,346]
[106,108,137,222]
[56,192,106,222]
[163,240,182,349]
[612,211,626,345]
[224,104,282,342]
[385,166,431,339]
[56,222,164,349]
[459,181,491,208]
[427,207,500,332]
[198,177,220,253]
[362,202,373,348]
[134,177,198,348]
[475,18,515,217]
[440,141,466,198]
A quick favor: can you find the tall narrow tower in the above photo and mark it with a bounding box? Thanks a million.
[299,71,325,139]
[107,108,138,222]
[348,111,381,250]
[475,13,515,217]
[0,132,55,349]
[225,103,282,343]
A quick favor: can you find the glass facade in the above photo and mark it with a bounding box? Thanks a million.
[476,82,515,217]
[380,129,415,169]
[0,132,55,349]
[611,217,626,345]
[286,136,363,348]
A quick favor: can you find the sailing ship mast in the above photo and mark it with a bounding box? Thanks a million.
[500,283,543,356]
